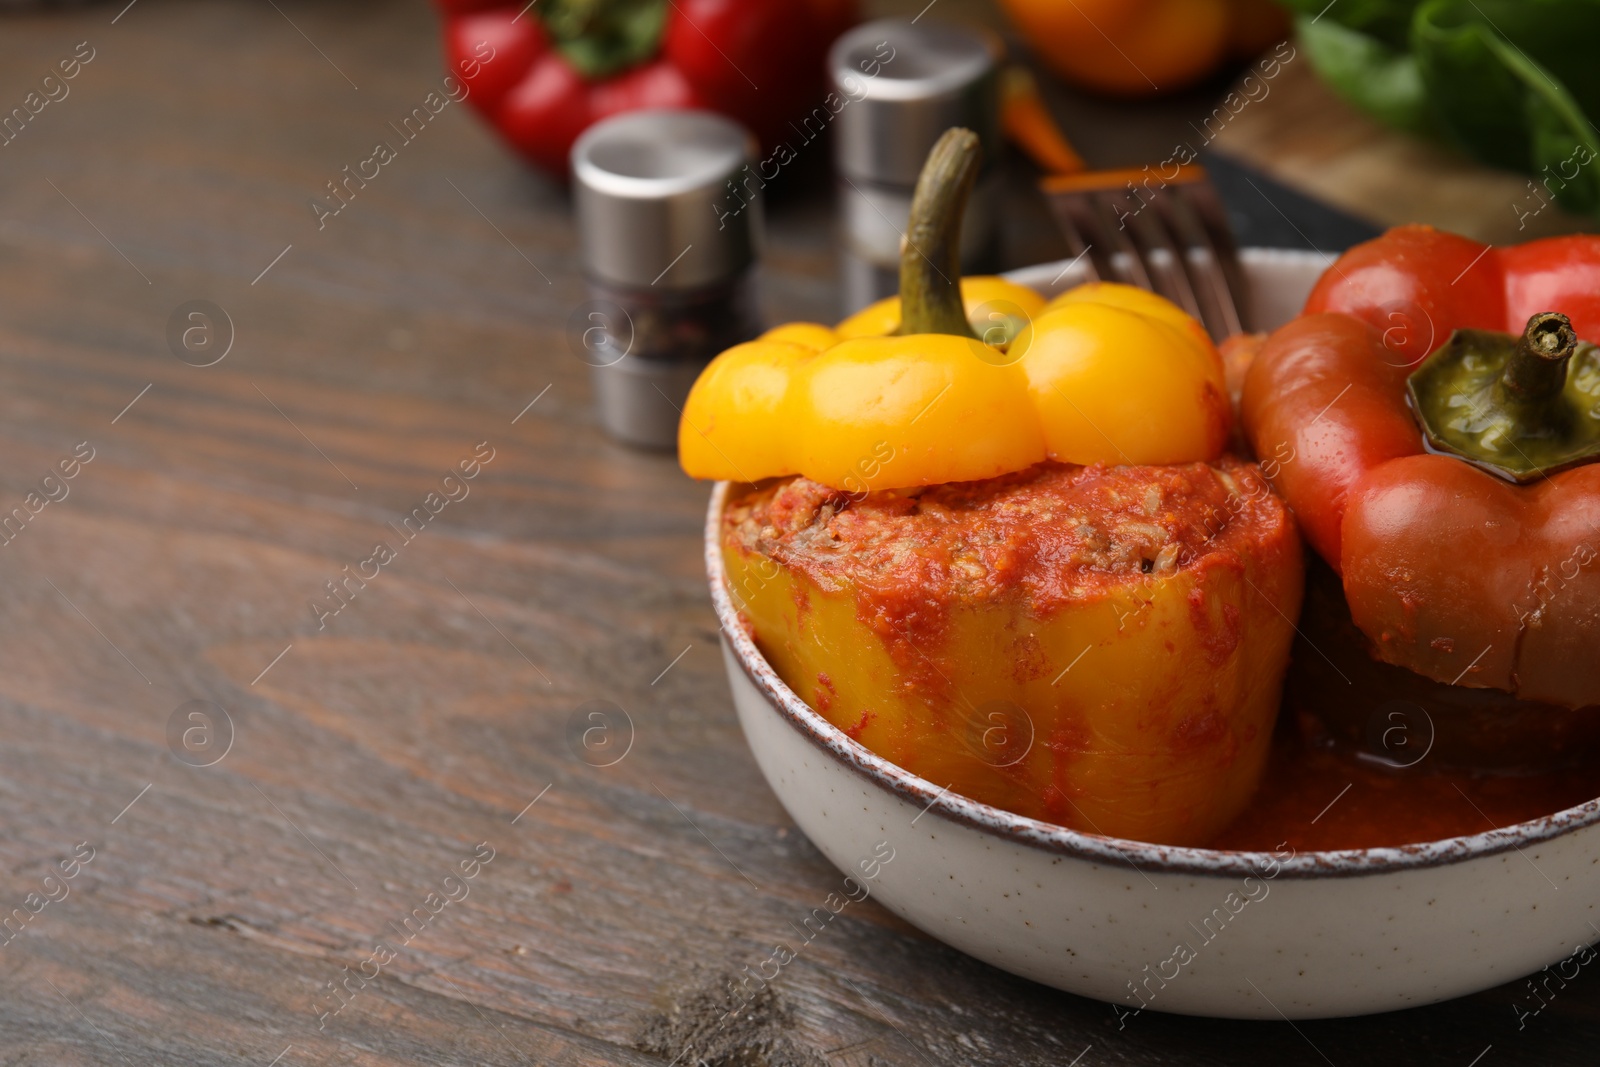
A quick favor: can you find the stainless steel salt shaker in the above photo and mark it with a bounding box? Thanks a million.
[829,19,1003,313]
[571,109,762,450]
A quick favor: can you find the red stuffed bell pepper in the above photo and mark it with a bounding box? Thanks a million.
[1243,225,1600,710]
[434,0,857,174]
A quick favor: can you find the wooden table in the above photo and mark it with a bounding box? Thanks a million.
[0,1,1596,1064]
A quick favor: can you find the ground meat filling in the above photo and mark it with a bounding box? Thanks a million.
[723,459,1285,616]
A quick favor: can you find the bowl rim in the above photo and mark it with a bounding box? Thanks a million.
[707,480,1600,879]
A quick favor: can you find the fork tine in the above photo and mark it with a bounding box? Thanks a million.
[1121,193,1207,325]
[1086,191,1156,291]
[1148,190,1232,340]
[1044,190,1116,286]
[1041,168,1155,290]
[1044,194,1104,284]
[1174,174,1248,336]
[1039,164,1249,339]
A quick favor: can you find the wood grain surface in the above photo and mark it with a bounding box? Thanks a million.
[0,1,1595,1065]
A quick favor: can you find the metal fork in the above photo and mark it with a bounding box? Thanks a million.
[1040,164,1248,341]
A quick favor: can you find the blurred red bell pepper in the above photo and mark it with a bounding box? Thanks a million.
[434,0,857,174]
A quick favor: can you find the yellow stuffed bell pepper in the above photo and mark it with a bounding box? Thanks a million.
[687,129,1300,847]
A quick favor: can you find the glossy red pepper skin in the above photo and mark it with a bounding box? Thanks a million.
[435,0,856,175]
[1242,225,1600,708]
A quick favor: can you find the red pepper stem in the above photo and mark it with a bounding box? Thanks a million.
[897,128,981,340]
[1501,311,1576,403]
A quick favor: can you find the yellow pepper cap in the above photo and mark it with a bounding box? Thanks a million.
[678,130,1232,488]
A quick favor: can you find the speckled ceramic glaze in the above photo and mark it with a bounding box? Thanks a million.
[709,249,1600,1020]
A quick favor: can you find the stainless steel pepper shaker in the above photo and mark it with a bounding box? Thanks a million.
[829,19,1003,314]
[571,109,762,450]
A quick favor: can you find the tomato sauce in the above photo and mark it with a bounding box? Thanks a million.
[1212,724,1600,852]
[1212,558,1600,853]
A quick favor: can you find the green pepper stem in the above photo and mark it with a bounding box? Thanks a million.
[541,0,666,80]
[1408,310,1597,483]
[1502,311,1577,402]
[897,128,981,340]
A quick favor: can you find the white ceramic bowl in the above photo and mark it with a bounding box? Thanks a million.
[709,249,1600,1020]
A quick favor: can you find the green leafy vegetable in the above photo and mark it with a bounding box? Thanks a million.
[1278,0,1600,216]
[1297,17,1430,133]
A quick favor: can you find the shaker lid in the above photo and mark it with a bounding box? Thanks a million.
[829,19,1002,186]
[571,109,760,290]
